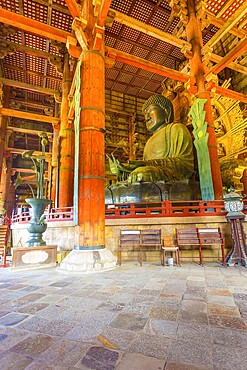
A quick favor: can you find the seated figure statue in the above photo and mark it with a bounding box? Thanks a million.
[113,94,194,184]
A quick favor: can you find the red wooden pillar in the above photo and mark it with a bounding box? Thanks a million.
[76,45,105,249]
[0,115,7,184]
[186,0,223,199]
[51,122,60,206]
[58,52,74,207]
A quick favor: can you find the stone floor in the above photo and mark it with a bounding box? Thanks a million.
[0,261,247,370]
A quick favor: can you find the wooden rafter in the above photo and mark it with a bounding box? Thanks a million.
[0,8,74,43]
[64,0,81,18]
[0,78,59,96]
[112,9,190,50]
[105,46,191,83]
[204,3,247,49]
[0,108,60,124]
[208,38,247,76]
[8,126,53,136]
[97,0,113,27]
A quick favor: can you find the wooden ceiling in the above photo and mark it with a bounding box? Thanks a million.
[0,0,247,153]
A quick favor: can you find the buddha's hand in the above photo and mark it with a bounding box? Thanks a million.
[127,166,163,184]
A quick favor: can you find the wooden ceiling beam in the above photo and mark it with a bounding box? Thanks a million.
[8,126,53,137]
[205,11,246,39]
[0,78,59,96]
[0,108,60,125]
[7,41,53,59]
[214,86,247,104]
[4,64,62,82]
[204,4,247,47]
[210,53,247,75]
[105,46,191,83]
[64,0,81,18]
[97,0,113,27]
[207,37,247,76]
[112,10,190,50]
[0,8,74,43]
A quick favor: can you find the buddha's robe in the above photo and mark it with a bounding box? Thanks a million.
[137,122,194,182]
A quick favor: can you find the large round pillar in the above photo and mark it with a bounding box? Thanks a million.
[76,48,105,249]
[186,0,223,199]
[58,45,116,273]
[58,53,74,207]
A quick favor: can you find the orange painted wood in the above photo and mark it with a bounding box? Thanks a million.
[78,46,106,248]
[208,37,247,76]
[186,0,223,199]
[58,54,74,207]
[64,0,81,18]
[51,125,60,204]
[0,8,72,43]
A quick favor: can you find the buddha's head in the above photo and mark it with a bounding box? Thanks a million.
[142,94,174,132]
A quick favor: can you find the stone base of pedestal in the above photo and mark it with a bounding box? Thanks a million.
[11,245,57,271]
[57,248,117,274]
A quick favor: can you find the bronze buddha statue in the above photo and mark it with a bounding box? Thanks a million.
[112,94,194,184]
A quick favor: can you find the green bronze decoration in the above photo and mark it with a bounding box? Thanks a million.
[189,98,215,200]
[73,60,81,226]
[16,133,52,246]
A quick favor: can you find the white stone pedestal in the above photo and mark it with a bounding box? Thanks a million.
[57,248,117,274]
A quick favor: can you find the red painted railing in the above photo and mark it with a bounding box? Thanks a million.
[11,206,74,224]
[11,199,247,224]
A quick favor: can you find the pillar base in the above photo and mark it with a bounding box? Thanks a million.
[57,248,117,274]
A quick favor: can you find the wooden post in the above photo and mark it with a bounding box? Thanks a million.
[58,52,74,207]
[186,0,223,199]
[51,122,60,205]
[0,115,7,184]
[76,45,106,249]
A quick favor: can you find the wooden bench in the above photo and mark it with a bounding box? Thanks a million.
[119,229,163,266]
[198,227,226,265]
[140,229,163,266]
[119,229,141,266]
[175,227,226,265]
[0,225,9,268]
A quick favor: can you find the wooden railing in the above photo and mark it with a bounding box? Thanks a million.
[105,200,228,218]
[11,206,74,224]
[11,199,247,224]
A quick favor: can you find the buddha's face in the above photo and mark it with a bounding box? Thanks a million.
[144,103,166,132]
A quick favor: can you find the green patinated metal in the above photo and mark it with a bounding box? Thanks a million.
[189,98,215,200]
[73,60,81,226]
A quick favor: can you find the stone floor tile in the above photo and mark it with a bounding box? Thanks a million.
[149,306,179,321]
[178,310,208,325]
[0,313,29,326]
[208,314,247,330]
[176,323,213,343]
[0,350,33,370]
[165,363,213,370]
[116,352,166,370]
[17,316,77,337]
[167,339,213,368]
[129,332,171,358]
[207,303,240,317]
[74,345,120,370]
[109,313,148,331]
[144,318,178,338]
[17,293,46,304]
[212,327,247,348]
[0,327,31,351]
[16,302,49,314]
[181,300,207,313]
[37,339,90,367]
[10,333,55,357]
[213,344,247,370]
[98,328,137,351]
